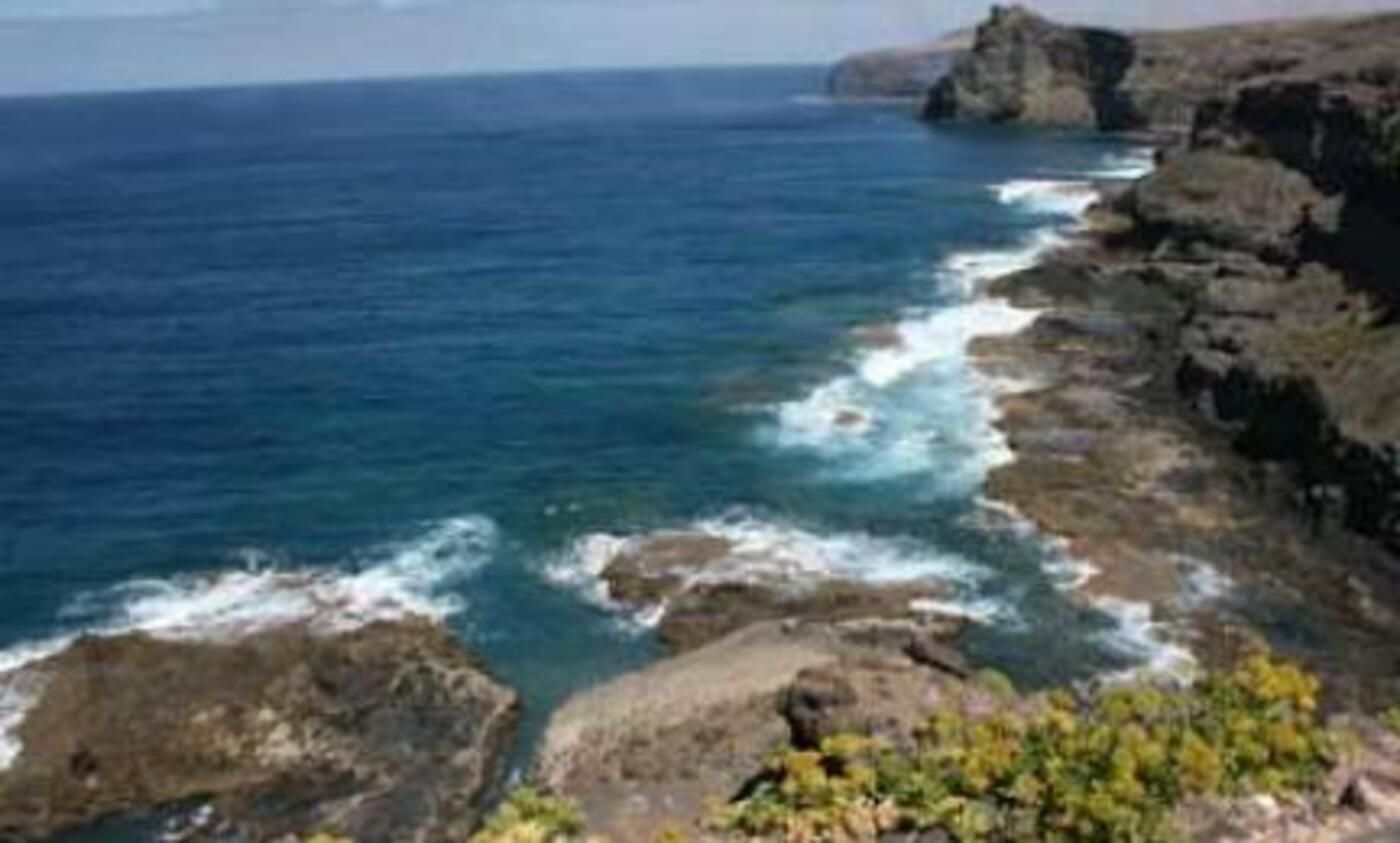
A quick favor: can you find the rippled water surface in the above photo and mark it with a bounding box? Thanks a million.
[0,68,1159,755]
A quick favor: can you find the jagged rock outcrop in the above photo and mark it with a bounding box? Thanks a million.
[827,32,971,99]
[922,5,1136,129]
[921,6,1400,133]
[0,620,519,841]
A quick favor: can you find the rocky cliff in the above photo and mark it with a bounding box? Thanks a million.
[922,5,1400,133]
[826,31,970,99]
[923,5,1137,128]
[1156,63,1400,562]
[961,7,1400,705]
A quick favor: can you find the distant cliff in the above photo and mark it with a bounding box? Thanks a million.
[826,30,971,99]
[921,5,1400,133]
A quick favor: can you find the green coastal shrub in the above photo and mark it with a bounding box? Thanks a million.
[1383,707,1400,735]
[718,654,1335,841]
[471,787,584,843]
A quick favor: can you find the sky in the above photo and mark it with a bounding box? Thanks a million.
[2,0,1400,95]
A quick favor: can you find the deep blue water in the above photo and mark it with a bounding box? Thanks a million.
[0,68,1156,755]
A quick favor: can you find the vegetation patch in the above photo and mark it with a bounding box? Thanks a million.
[471,787,585,843]
[1384,706,1400,735]
[717,655,1334,841]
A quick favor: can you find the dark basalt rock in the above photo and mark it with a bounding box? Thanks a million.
[1142,66,1400,563]
[0,620,519,842]
[922,7,1400,135]
[597,530,964,653]
[922,5,1137,129]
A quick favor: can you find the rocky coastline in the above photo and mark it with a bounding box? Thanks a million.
[0,617,519,841]
[923,4,1400,707]
[4,7,1400,841]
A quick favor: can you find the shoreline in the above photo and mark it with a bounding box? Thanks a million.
[965,165,1400,705]
[959,164,1218,679]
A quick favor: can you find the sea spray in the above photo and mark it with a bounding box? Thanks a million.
[545,508,996,625]
[0,514,497,772]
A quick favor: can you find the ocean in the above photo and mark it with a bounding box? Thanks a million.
[0,66,1161,764]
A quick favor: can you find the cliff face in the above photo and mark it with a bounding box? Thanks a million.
[922,5,1400,133]
[1152,65,1400,560]
[920,4,1400,577]
[826,40,966,99]
[923,5,1136,128]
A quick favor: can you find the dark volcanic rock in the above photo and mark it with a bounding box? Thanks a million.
[596,529,963,652]
[1123,149,1331,262]
[1194,69,1400,305]
[923,5,1137,129]
[970,15,1400,703]
[922,6,1400,134]
[1146,69,1400,562]
[0,620,519,842]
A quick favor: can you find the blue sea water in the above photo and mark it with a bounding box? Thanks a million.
[0,67,1161,760]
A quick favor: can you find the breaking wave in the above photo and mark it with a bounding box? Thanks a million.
[0,514,497,771]
[994,179,1100,218]
[545,508,999,625]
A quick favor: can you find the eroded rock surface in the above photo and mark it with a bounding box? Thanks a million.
[923,5,1135,129]
[970,42,1400,705]
[596,530,963,652]
[534,620,983,841]
[0,620,518,842]
[922,5,1400,133]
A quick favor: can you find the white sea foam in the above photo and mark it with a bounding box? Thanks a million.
[547,509,993,625]
[1095,597,1197,681]
[688,510,986,586]
[1090,147,1158,180]
[1173,556,1236,611]
[0,514,497,772]
[766,226,1057,493]
[0,640,69,771]
[994,179,1100,218]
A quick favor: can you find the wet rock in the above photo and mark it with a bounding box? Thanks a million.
[0,620,518,842]
[598,530,964,652]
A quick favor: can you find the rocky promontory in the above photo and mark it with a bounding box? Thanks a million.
[922,5,1400,132]
[826,30,971,99]
[0,619,518,841]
